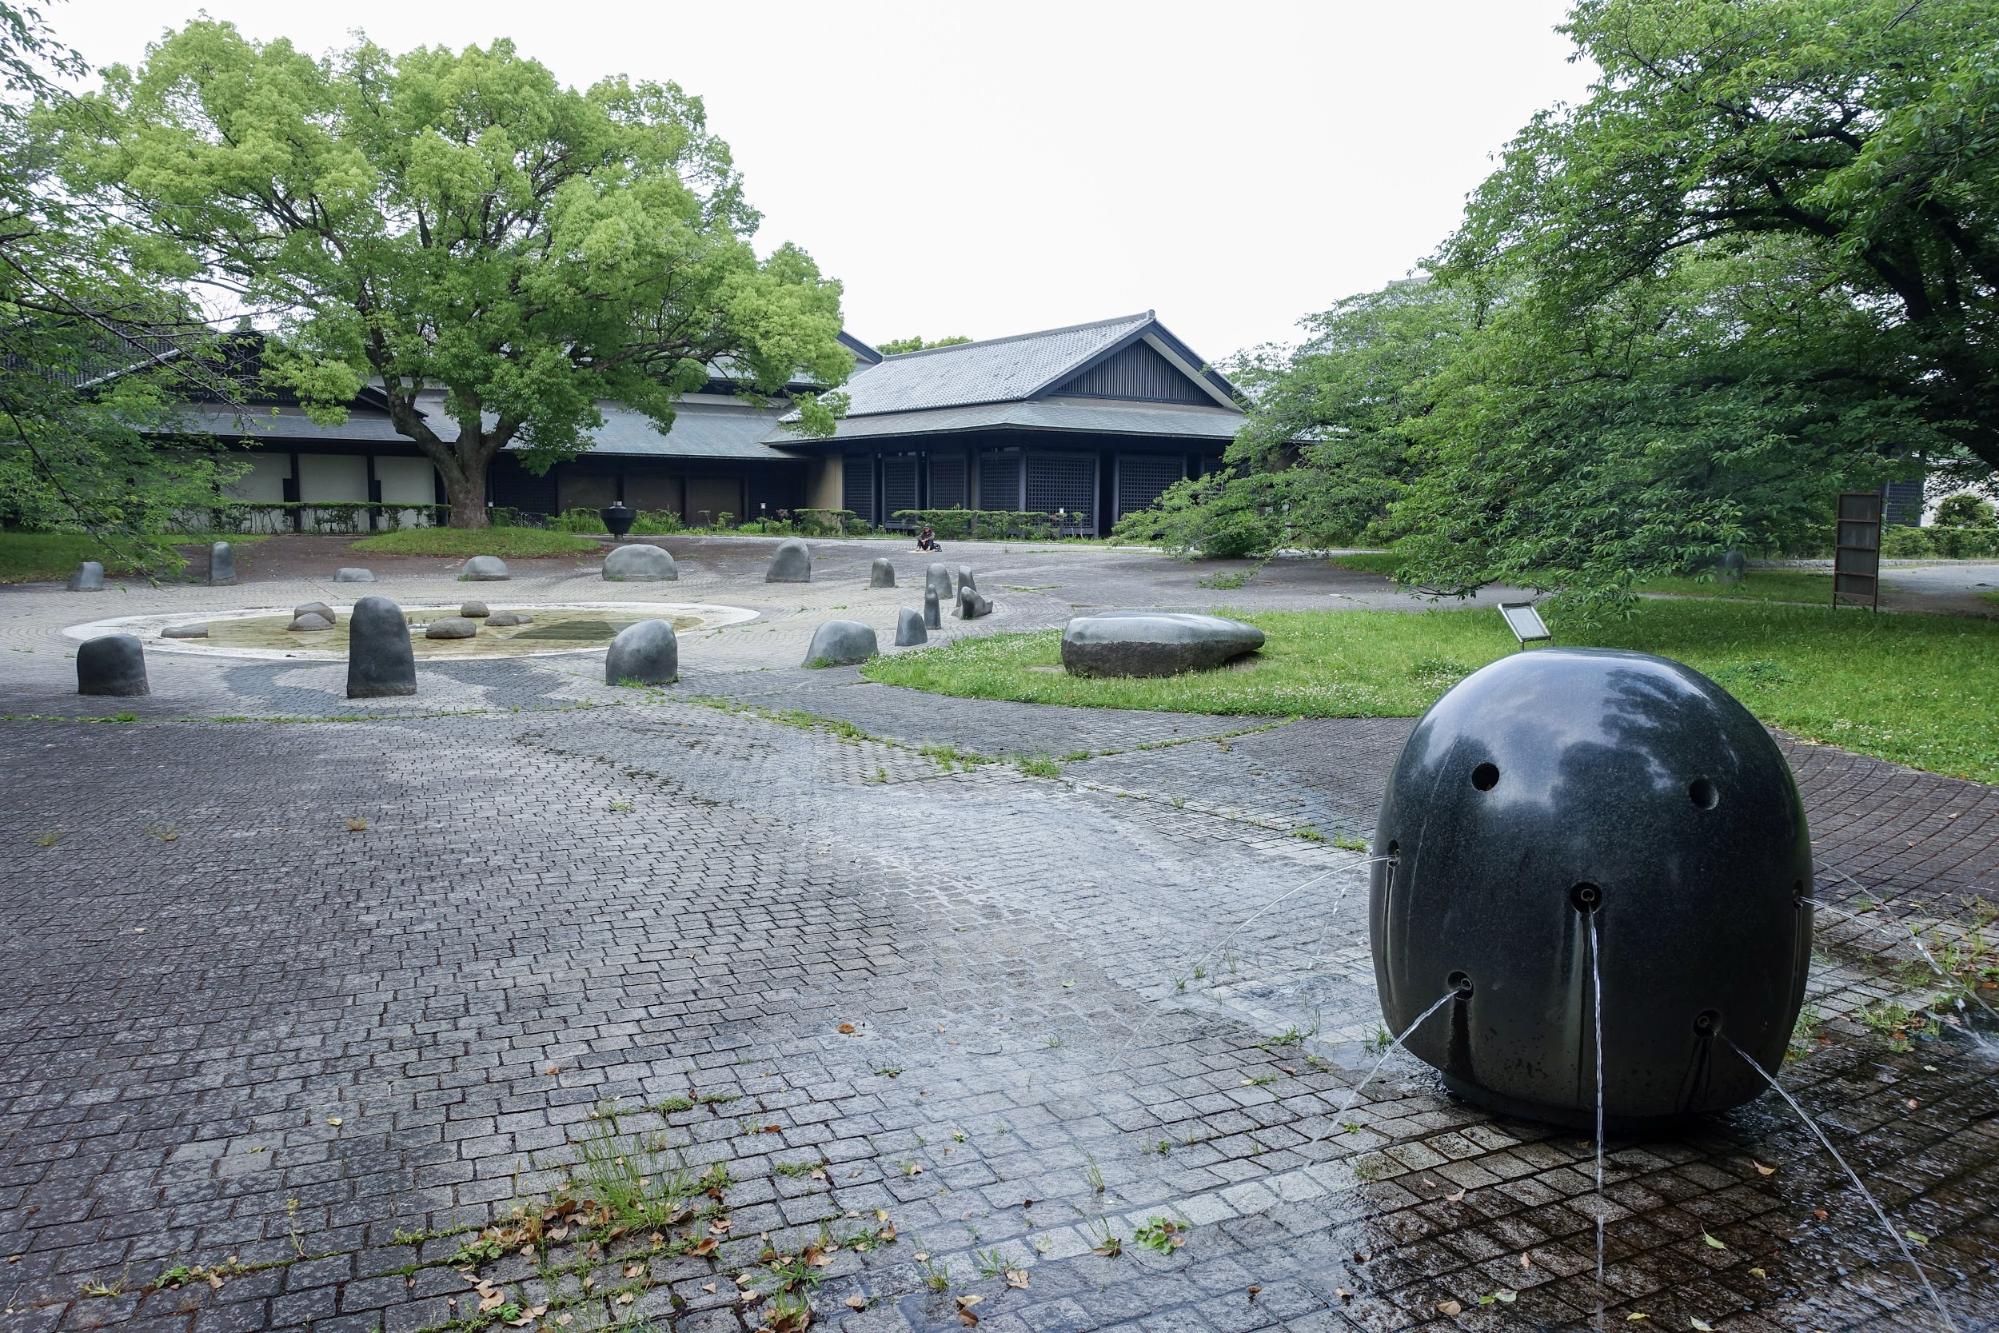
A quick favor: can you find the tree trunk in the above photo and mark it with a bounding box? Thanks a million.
[441,461,492,529]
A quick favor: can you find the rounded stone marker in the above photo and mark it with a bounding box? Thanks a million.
[869,557,896,589]
[346,596,416,699]
[1060,611,1265,678]
[895,607,927,647]
[460,600,491,618]
[333,567,375,583]
[604,618,679,686]
[425,616,478,639]
[287,612,334,632]
[486,611,525,627]
[955,587,992,620]
[923,587,942,629]
[161,624,209,639]
[1370,647,1813,1130]
[67,561,105,591]
[957,565,977,594]
[803,620,878,667]
[77,634,147,696]
[925,563,954,605]
[460,555,510,581]
[293,601,337,624]
[765,538,812,583]
[603,543,678,582]
[208,541,236,586]
[1718,548,1747,585]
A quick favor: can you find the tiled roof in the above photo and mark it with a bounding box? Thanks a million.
[762,396,1248,444]
[824,313,1156,417]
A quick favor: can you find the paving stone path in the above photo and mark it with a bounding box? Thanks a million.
[0,537,1994,1333]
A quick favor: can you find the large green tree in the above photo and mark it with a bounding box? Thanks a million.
[1,2,239,550]
[1442,0,1999,474]
[61,23,852,527]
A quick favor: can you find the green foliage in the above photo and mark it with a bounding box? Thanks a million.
[549,508,608,533]
[865,600,1999,782]
[876,334,973,356]
[1110,473,1276,558]
[892,508,1078,540]
[59,23,852,527]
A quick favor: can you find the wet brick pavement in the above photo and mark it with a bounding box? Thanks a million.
[1,537,1995,1333]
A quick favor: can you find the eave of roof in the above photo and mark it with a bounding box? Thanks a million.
[762,397,1248,446]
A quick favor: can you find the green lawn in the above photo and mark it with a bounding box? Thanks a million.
[864,601,1999,783]
[350,527,602,558]
[1633,569,1832,603]
[1327,550,1404,577]
[0,531,268,584]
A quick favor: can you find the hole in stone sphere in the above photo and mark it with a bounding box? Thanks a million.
[1694,1009,1721,1035]
[1447,971,1474,998]
[1570,882,1603,914]
[1470,762,1500,792]
[1688,777,1719,809]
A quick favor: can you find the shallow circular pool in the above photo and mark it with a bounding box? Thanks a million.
[64,601,760,661]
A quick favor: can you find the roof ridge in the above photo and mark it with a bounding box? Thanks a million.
[880,311,1154,360]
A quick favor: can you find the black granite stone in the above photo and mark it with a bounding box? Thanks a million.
[894,608,926,647]
[1369,647,1814,1129]
[605,619,678,686]
[1060,611,1263,677]
[76,634,147,696]
[804,619,877,666]
[766,539,812,583]
[345,596,417,698]
[870,557,896,589]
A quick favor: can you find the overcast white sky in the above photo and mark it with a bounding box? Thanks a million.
[53,0,1596,363]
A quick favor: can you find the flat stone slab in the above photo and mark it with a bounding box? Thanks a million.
[160,624,208,639]
[425,616,478,640]
[461,556,510,581]
[895,607,927,647]
[346,596,416,698]
[76,634,147,696]
[1061,610,1265,677]
[766,539,812,583]
[869,557,896,588]
[67,561,104,592]
[333,567,375,583]
[804,619,877,667]
[603,544,678,582]
[605,618,679,686]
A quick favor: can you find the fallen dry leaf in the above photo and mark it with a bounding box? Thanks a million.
[623,1264,643,1279]
[1445,1187,1466,1203]
[1627,1314,1650,1323]
[844,1294,866,1310]
[837,1022,856,1035]
[1691,1319,1715,1332]
[1752,1160,1776,1176]
[1700,1231,1726,1251]
[325,1116,343,1127]
[544,1065,560,1077]
[1748,1266,1767,1279]
[1437,1299,1462,1316]
[691,1238,718,1257]
[1004,1268,1029,1289]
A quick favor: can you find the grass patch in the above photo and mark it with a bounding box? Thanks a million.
[1981,589,1999,610]
[863,600,1999,783]
[1633,569,1832,603]
[1326,550,1405,578]
[349,527,601,558]
[0,531,266,583]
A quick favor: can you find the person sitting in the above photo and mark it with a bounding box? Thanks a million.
[915,524,940,552]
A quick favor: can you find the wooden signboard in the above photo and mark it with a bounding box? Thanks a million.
[1833,491,1882,610]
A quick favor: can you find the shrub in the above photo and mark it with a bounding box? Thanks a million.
[550,507,608,533]
[1112,473,1279,559]
[890,509,1067,540]
[634,509,683,533]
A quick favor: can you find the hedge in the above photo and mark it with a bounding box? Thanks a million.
[891,508,1085,540]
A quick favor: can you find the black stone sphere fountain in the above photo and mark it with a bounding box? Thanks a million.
[1369,647,1814,1130]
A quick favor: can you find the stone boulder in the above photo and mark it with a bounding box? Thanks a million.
[294,601,336,624]
[1061,611,1265,678]
[869,557,896,589]
[604,618,679,686]
[460,600,490,618]
[161,624,208,639]
[346,596,416,698]
[208,541,236,586]
[925,563,955,604]
[895,608,927,647]
[955,587,992,620]
[425,616,478,640]
[287,612,334,632]
[803,620,878,667]
[603,543,678,582]
[1718,548,1747,585]
[486,611,527,627]
[923,587,942,629]
[333,567,375,583]
[67,561,105,592]
[461,556,510,581]
[77,634,147,696]
[957,565,977,594]
[765,538,812,583]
